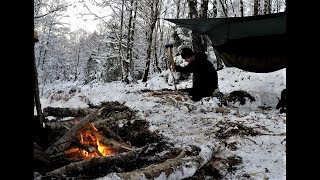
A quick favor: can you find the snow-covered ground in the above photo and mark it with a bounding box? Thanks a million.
[38,67,286,179]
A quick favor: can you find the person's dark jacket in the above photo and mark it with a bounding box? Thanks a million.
[175,52,218,101]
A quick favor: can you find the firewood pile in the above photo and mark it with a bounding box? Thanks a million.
[33,101,217,179]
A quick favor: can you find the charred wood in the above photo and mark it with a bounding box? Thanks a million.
[46,142,168,178]
[90,130,134,151]
[43,107,93,118]
[45,118,76,130]
[34,142,50,173]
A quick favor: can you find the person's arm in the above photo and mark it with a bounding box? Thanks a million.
[175,63,194,73]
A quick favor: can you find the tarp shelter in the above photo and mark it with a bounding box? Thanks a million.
[165,12,286,73]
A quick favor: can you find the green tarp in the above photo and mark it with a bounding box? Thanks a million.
[165,12,286,73]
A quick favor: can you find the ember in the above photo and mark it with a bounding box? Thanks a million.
[65,123,117,160]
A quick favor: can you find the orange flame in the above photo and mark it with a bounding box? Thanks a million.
[65,123,116,160]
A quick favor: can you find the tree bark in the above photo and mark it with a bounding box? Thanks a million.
[129,0,138,73]
[240,0,244,17]
[119,0,130,84]
[118,150,187,179]
[153,20,162,73]
[109,145,214,179]
[43,106,94,118]
[34,41,44,125]
[219,0,229,17]
[142,0,159,82]
[254,0,260,15]
[264,0,271,14]
[126,0,134,82]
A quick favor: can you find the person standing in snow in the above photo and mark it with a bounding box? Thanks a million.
[172,47,218,101]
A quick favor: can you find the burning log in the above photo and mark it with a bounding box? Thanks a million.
[46,107,104,155]
[45,143,165,178]
[90,130,134,151]
[47,144,215,179]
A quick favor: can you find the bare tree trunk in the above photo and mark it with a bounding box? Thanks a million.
[126,0,134,82]
[187,0,209,53]
[130,0,138,73]
[74,46,80,81]
[153,20,162,73]
[119,0,129,84]
[175,0,181,18]
[219,0,229,17]
[200,0,209,52]
[142,34,152,82]
[274,0,281,13]
[213,0,218,17]
[212,0,224,70]
[229,0,237,17]
[187,0,201,53]
[153,0,163,73]
[240,0,244,17]
[34,41,44,125]
[40,25,53,70]
[254,0,260,15]
[142,0,159,82]
[263,0,271,14]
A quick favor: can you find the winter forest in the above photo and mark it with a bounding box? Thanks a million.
[34,0,286,179]
[34,0,286,85]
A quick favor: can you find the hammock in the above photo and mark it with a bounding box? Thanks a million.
[165,12,286,73]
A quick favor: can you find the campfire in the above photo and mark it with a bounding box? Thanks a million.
[34,100,218,179]
[63,123,117,160]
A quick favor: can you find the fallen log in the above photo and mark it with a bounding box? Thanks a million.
[45,143,161,178]
[34,142,50,173]
[105,144,215,179]
[43,107,93,118]
[117,150,187,179]
[46,107,104,155]
[45,118,76,130]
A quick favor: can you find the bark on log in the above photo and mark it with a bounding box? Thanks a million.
[46,143,159,177]
[46,108,104,155]
[106,145,215,180]
[34,142,50,173]
[147,90,189,97]
[99,124,125,143]
[45,118,76,130]
[34,142,50,164]
[43,107,94,118]
[91,130,134,151]
[117,150,187,179]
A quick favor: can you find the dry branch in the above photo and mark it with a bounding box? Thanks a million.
[46,108,104,155]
